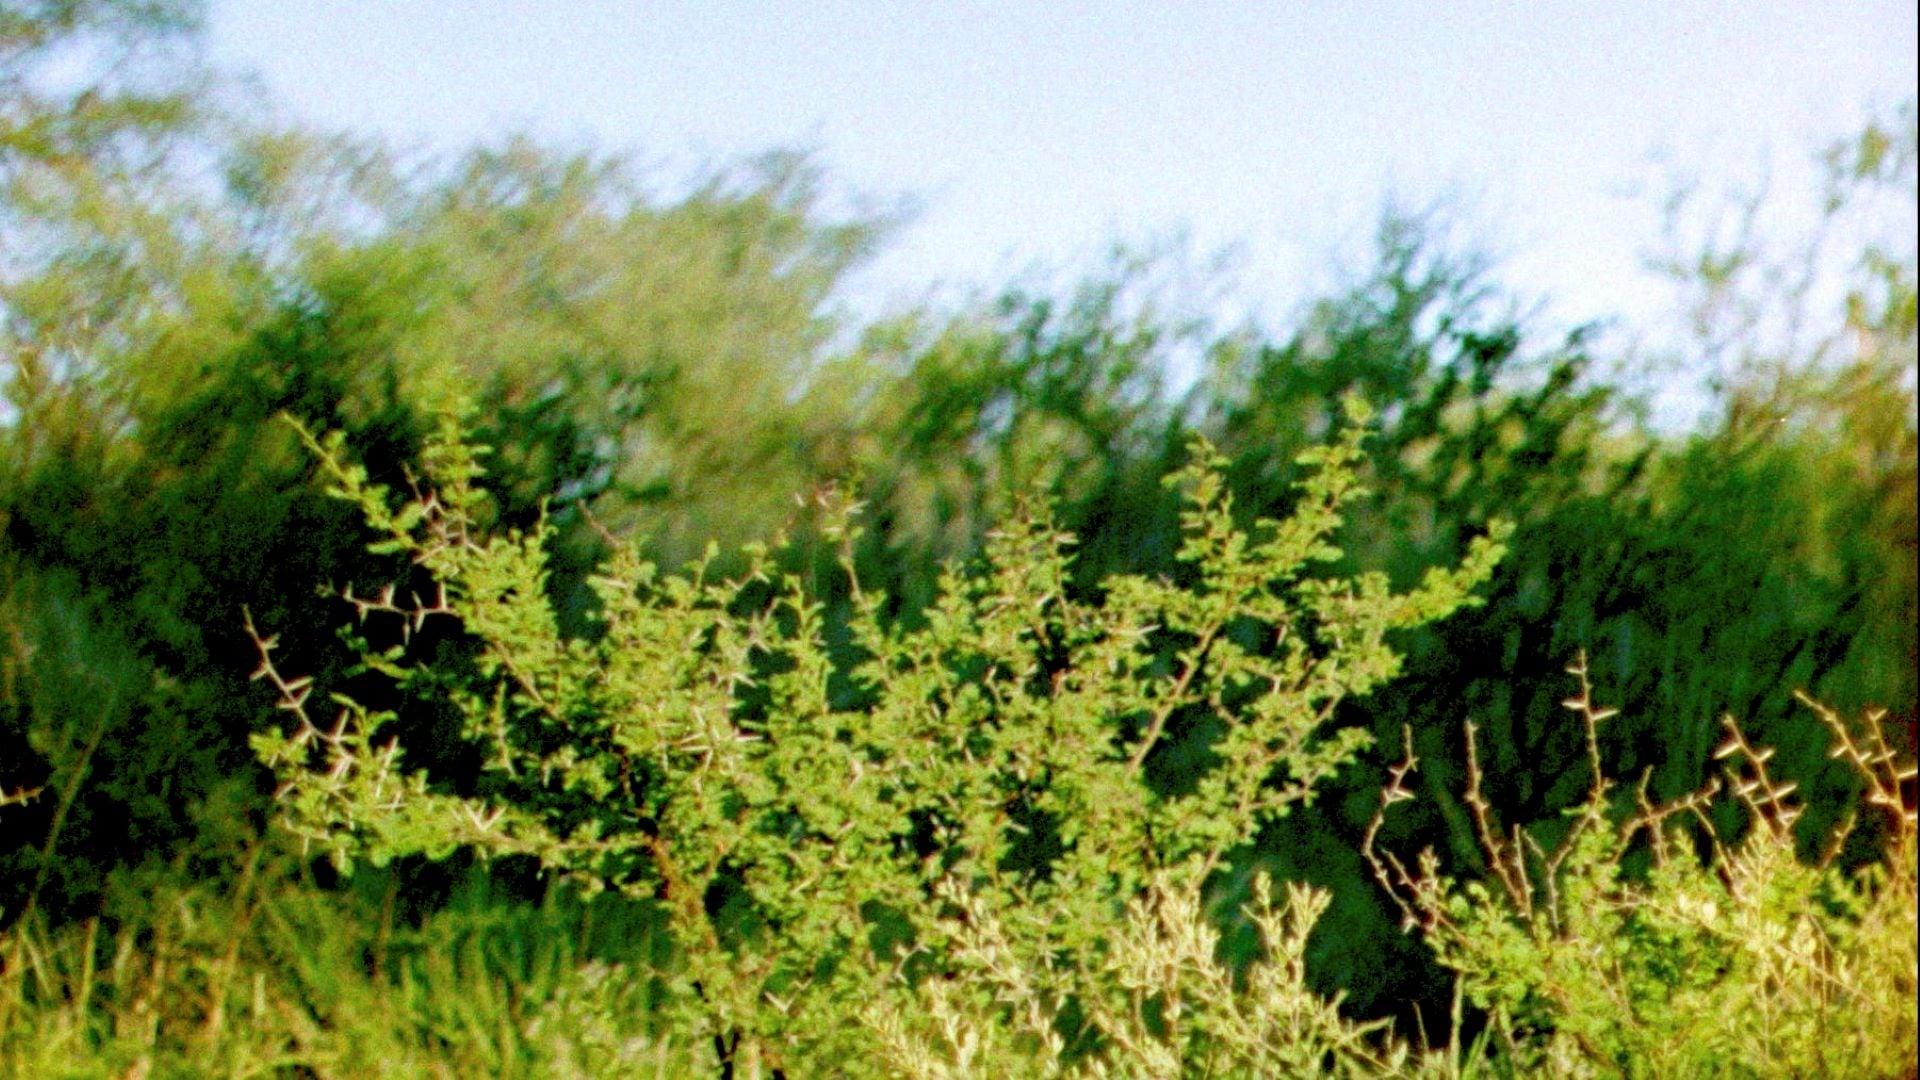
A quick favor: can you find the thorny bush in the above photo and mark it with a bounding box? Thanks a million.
[248,400,1508,1076]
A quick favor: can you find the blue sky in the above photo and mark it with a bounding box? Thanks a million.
[208,2,1917,337]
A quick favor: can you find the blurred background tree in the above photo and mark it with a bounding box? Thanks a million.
[1,0,891,918]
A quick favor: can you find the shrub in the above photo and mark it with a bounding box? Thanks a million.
[1367,657,1919,1078]
[248,401,1508,1075]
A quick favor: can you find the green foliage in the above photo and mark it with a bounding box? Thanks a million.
[1368,658,1918,1078]
[248,406,1507,1073]
[0,325,425,918]
[1,0,204,183]
[2,91,888,918]
[828,209,1913,1018]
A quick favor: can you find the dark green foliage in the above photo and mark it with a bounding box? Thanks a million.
[0,325,426,917]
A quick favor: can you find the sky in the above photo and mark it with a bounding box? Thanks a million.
[207,2,1918,341]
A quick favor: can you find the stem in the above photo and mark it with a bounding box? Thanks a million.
[1127,623,1222,771]
[23,696,115,923]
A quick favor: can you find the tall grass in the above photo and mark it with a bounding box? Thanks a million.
[1,859,697,1078]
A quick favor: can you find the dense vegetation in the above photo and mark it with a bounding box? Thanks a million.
[3,3,1914,1076]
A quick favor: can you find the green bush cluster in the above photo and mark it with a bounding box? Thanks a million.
[243,404,1505,1073]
